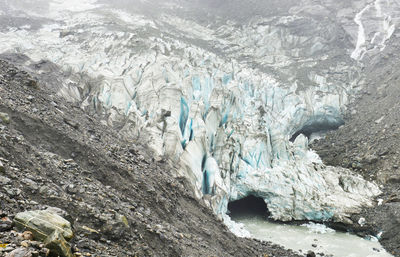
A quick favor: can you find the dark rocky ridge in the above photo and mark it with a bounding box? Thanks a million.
[0,59,302,256]
[311,33,400,256]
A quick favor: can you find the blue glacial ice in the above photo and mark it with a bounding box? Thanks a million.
[0,0,385,225]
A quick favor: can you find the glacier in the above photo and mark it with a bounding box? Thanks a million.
[1,0,398,226]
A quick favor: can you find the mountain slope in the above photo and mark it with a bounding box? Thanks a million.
[311,33,400,256]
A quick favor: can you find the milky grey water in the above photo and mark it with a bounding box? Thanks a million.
[232,215,392,257]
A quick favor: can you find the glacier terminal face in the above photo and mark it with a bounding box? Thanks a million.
[1,0,397,224]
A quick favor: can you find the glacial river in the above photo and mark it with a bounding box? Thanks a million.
[232,215,392,257]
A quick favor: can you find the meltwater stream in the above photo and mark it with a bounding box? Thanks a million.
[231,215,392,257]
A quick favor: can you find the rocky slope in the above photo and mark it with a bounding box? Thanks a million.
[311,27,400,257]
[0,59,300,256]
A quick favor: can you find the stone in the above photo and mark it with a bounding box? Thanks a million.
[13,210,74,257]
[306,251,316,257]
[358,217,366,226]
[0,112,10,124]
[4,245,15,252]
[364,154,378,164]
[39,248,49,256]
[21,179,39,192]
[0,223,12,232]
[21,231,34,241]
[20,241,29,248]
[14,210,73,241]
[0,175,11,185]
[0,160,5,173]
[44,207,74,226]
[44,230,73,257]
[0,217,13,232]
[66,184,77,194]
[26,80,38,89]
[81,225,99,234]
[117,214,129,227]
[102,213,130,239]
[4,186,20,197]
[5,248,32,257]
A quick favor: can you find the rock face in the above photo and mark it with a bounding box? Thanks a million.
[0,0,396,225]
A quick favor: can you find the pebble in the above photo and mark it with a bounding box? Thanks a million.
[21,231,34,241]
[0,175,11,185]
[20,241,29,248]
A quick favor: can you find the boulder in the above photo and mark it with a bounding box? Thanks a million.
[44,230,73,257]
[14,210,73,241]
[14,210,74,257]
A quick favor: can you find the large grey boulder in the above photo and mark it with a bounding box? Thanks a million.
[14,210,73,241]
[14,209,74,257]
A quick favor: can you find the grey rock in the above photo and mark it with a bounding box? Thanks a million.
[4,186,21,197]
[14,210,74,241]
[0,160,5,173]
[39,186,58,197]
[66,184,77,194]
[5,248,32,257]
[0,216,13,232]
[102,213,130,240]
[364,154,378,164]
[21,178,39,191]
[0,175,11,185]
[45,207,74,225]
[44,230,73,257]
[0,112,10,124]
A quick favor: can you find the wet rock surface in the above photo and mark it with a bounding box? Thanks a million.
[0,59,301,256]
[311,33,400,256]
